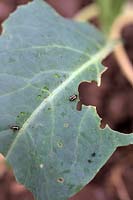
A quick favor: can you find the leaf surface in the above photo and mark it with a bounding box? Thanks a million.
[0,1,132,200]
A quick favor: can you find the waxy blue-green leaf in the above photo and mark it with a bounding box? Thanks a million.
[0,1,132,200]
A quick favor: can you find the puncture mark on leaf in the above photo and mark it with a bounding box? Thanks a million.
[37,86,50,100]
[54,73,61,78]
[39,164,44,169]
[16,112,31,126]
[64,123,69,128]
[57,177,64,184]
[57,141,64,148]
[91,152,96,157]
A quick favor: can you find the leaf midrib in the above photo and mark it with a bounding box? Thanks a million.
[6,42,113,159]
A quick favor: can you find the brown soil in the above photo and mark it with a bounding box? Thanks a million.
[0,1,133,200]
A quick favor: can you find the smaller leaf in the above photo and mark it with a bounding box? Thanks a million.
[96,0,126,33]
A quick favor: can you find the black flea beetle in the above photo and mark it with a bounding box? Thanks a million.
[69,94,77,101]
[10,125,20,131]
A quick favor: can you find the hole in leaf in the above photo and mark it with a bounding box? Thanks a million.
[91,152,96,157]
[64,123,69,128]
[78,51,133,134]
[78,80,99,108]
[57,141,64,148]
[39,164,44,169]
[57,177,64,184]
[100,119,107,129]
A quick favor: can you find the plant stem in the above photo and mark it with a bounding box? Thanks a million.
[73,3,99,22]
[74,2,133,86]
[110,10,133,87]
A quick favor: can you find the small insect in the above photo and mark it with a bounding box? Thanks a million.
[10,125,20,132]
[69,94,77,101]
